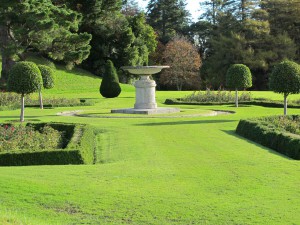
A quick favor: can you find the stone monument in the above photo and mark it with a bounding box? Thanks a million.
[111,66,180,115]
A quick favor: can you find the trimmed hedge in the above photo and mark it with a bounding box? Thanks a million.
[236,116,300,160]
[164,98,300,108]
[0,123,96,166]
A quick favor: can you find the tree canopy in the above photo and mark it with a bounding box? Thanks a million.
[0,0,92,82]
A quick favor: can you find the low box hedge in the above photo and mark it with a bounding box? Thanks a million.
[0,123,96,166]
[236,116,300,160]
[164,98,300,108]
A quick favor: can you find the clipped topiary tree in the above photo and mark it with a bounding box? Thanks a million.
[38,65,55,109]
[7,61,42,122]
[226,64,252,107]
[100,60,121,98]
[269,60,300,115]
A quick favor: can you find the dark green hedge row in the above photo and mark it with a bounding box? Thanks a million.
[164,98,300,108]
[0,123,96,166]
[236,118,300,160]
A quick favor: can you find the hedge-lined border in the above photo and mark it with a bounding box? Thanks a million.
[0,123,96,166]
[236,117,300,160]
[164,98,300,108]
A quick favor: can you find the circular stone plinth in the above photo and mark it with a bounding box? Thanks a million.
[111,107,180,115]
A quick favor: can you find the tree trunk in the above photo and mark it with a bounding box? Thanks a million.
[235,88,238,107]
[39,90,43,109]
[20,94,25,122]
[284,93,288,115]
[0,24,15,85]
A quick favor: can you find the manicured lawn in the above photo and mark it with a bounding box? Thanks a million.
[0,68,299,224]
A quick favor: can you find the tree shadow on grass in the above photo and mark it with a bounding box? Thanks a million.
[136,119,237,126]
[222,129,293,160]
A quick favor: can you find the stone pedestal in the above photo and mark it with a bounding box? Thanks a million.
[134,75,157,109]
[112,65,180,115]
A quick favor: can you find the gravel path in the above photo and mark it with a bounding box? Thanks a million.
[56,110,234,118]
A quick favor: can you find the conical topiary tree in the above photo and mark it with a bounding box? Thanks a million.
[7,61,42,122]
[269,60,300,115]
[100,60,121,98]
[38,65,55,109]
[226,64,252,107]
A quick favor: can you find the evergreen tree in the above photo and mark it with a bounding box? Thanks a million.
[122,0,141,16]
[100,60,121,98]
[147,0,190,43]
[197,0,297,89]
[262,0,300,60]
[63,0,156,79]
[0,0,92,83]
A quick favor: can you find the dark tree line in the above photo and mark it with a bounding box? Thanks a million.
[1,0,299,91]
[191,0,300,90]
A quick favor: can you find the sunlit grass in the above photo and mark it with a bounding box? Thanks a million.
[0,62,299,224]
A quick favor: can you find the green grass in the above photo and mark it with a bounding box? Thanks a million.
[0,64,300,224]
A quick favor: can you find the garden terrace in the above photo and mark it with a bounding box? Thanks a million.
[0,123,96,166]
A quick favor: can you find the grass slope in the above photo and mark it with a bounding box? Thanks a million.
[0,62,300,224]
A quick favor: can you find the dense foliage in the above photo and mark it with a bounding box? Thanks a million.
[159,37,201,90]
[100,60,121,98]
[236,116,300,160]
[269,60,300,115]
[269,61,300,96]
[7,61,42,121]
[38,65,55,89]
[1,0,300,91]
[226,64,252,107]
[192,0,299,89]
[147,0,190,43]
[226,64,252,90]
[0,0,91,82]
[8,62,42,95]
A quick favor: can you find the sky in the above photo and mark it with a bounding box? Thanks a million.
[136,0,203,22]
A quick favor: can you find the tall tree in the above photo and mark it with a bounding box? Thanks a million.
[0,0,92,83]
[159,36,201,90]
[262,0,300,60]
[122,0,141,16]
[61,0,156,78]
[197,0,297,89]
[147,0,190,43]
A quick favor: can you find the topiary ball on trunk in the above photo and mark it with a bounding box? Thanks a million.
[7,61,42,95]
[226,64,252,90]
[38,65,55,89]
[269,60,300,95]
[100,60,121,98]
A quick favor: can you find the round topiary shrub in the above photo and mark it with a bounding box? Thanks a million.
[7,61,42,121]
[100,60,121,98]
[37,65,55,109]
[269,60,300,115]
[226,64,252,107]
[38,65,55,89]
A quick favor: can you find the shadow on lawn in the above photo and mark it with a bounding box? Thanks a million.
[222,129,293,160]
[136,119,237,126]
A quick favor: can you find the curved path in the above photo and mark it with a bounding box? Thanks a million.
[56,110,234,119]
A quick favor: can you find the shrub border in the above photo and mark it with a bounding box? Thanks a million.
[236,117,300,160]
[164,98,300,108]
[0,123,96,166]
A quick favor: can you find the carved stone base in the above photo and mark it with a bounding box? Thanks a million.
[111,107,180,115]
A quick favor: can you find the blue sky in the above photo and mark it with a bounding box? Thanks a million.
[136,0,203,21]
